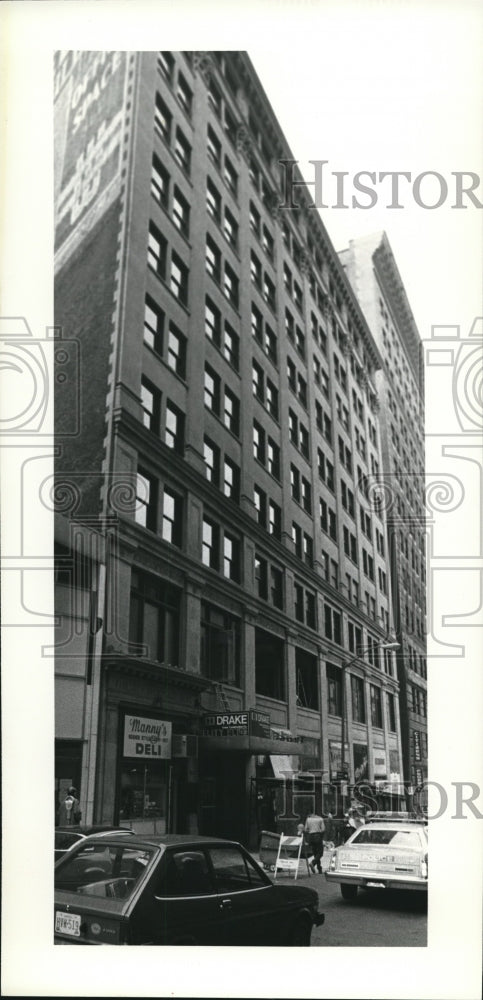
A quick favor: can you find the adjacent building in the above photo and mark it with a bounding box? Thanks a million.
[340,233,427,795]
[54,51,422,845]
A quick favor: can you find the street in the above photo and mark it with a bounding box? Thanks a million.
[261,857,427,947]
[310,875,427,947]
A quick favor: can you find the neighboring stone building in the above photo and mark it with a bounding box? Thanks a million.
[340,232,427,797]
[54,51,415,844]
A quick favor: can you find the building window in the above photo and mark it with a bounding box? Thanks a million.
[162,487,182,547]
[327,663,342,717]
[207,178,222,222]
[271,566,283,609]
[320,499,337,541]
[224,387,239,435]
[200,603,240,686]
[348,620,363,654]
[135,469,157,531]
[296,648,318,710]
[299,424,309,458]
[151,154,169,207]
[253,421,265,463]
[266,379,279,420]
[129,570,180,664]
[207,125,222,168]
[157,52,174,84]
[204,365,220,414]
[267,438,280,480]
[205,297,221,345]
[167,323,186,378]
[387,692,397,732]
[291,464,300,503]
[254,486,267,527]
[223,207,238,249]
[324,604,342,644]
[223,155,238,197]
[172,186,190,236]
[341,480,355,518]
[301,477,312,514]
[154,94,172,141]
[170,252,188,305]
[148,223,167,278]
[206,234,221,282]
[223,321,239,370]
[224,262,239,308]
[202,518,219,569]
[208,78,222,117]
[255,554,268,600]
[351,675,366,723]
[269,500,281,539]
[144,296,164,355]
[176,72,192,116]
[370,685,383,728]
[141,378,161,432]
[343,526,358,564]
[165,401,184,453]
[204,437,220,485]
[174,127,191,174]
[292,522,302,558]
[223,456,240,501]
[255,628,285,700]
[223,532,240,581]
[303,532,313,567]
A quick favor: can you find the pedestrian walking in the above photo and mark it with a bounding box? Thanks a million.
[58,786,82,826]
[304,809,325,873]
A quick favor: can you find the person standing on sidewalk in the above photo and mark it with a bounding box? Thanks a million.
[304,809,325,873]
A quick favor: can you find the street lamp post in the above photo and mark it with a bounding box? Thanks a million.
[339,641,399,818]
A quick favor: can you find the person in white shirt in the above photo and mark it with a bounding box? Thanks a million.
[304,810,325,873]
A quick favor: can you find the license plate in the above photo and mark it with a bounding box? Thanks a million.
[366,881,386,888]
[55,911,81,937]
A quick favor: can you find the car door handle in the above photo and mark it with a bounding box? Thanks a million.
[219,898,232,911]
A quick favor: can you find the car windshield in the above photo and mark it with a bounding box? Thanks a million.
[55,831,83,851]
[350,829,422,848]
[55,843,154,900]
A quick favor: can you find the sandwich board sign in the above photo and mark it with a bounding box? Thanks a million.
[273,834,311,881]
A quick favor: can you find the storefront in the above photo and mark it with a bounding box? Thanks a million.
[198,710,307,848]
[94,657,208,834]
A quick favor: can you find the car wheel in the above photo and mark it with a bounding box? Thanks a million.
[340,883,358,901]
[288,915,312,946]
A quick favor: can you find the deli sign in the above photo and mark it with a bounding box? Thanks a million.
[123,714,172,759]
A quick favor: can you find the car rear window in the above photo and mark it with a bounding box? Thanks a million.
[55,843,154,899]
[55,831,83,851]
[350,829,422,848]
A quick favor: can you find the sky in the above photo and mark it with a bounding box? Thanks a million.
[248,5,482,341]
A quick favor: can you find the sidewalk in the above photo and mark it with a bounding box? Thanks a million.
[253,847,333,878]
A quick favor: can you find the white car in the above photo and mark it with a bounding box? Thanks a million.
[325,818,428,901]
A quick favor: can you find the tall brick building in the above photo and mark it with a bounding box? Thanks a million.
[54,51,420,844]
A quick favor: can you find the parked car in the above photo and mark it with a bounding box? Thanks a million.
[54,833,325,945]
[325,817,428,901]
[55,826,134,862]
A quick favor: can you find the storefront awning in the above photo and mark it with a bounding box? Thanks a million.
[269,755,298,778]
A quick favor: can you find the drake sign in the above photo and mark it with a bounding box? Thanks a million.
[123,714,172,759]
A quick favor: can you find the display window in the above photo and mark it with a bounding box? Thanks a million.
[119,760,168,821]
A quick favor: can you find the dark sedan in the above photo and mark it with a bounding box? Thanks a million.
[55,826,134,862]
[54,833,324,945]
